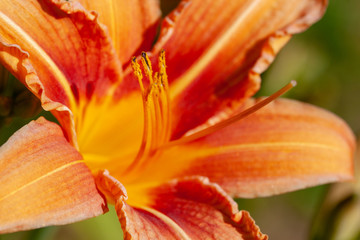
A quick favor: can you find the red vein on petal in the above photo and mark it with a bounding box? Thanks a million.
[0,160,84,203]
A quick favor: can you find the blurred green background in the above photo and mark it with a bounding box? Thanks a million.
[1,0,359,239]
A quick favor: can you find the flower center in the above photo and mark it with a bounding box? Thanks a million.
[126,50,296,182]
[128,50,171,172]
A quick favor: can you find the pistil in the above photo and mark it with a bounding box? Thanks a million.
[165,80,297,147]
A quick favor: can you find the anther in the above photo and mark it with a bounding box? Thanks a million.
[140,52,154,83]
[131,56,144,93]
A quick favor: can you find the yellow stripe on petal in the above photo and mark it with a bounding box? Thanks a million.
[0,118,106,234]
[0,160,84,203]
[0,11,77,111]
[169,0,265,98]
[139,207,192,240]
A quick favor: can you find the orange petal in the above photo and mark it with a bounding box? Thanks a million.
[134,98,355,198]
[96,171,267,240]
[151,0,328,138]
[149,176,267,240]
[0,0,123,145]
[95,170,185,240]
[78,0,161,65]
[0,117,107,233]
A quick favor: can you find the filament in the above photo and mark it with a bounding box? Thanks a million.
[165,80,297,147]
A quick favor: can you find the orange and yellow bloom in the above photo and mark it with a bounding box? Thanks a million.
[0,0,355,239]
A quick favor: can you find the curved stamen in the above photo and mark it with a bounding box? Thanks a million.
[165,80,297,147]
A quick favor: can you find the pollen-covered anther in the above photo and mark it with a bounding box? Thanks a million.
[130,50,171,170]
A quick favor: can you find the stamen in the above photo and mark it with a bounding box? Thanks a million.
[165,80,297,147]
[128,51,171,171]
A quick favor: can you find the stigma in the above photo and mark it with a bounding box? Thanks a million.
[165,80,297,147]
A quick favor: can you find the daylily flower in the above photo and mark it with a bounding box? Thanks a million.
[0,0,355,239]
